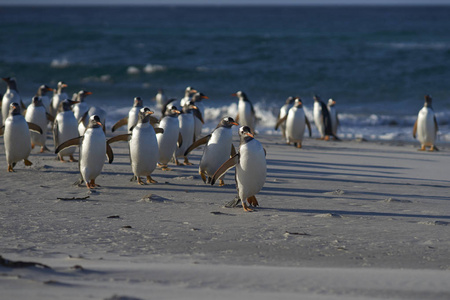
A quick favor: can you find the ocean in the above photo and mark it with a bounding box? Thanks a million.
[1,5,449,142]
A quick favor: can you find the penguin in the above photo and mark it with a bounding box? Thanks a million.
[2,77,25,125]
[232,91,256,134]
[191,92,208,140]
[25,96,53,153]
[327,98,339,137]
[0,102,42,172]
[274,96,295,139]
[179,86,197,108]
[154,88,167,111]
[111,97,144,133]
[50,81,68,118]
[35,85,54,114]
[413,95,439,151]
[313,95,336,140]
[55,115,114,189]
[211,126,266,212]
[53,99,80,162]
[156,105,182,171]
[78,106,107,135]
[108,107,163,185]
[175,100,203,165]
[72,90,92,122]
[184,116,238,186]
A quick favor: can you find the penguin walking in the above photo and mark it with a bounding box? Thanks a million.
[25,96,53,152]
[111,97,144,132]
[327,98,339,137]
[53,99,80,162]
[0,103,42,172]
[313,95,336,140]
[72,90,92,122]
[191,92,208,140]
[184,117,238,186]
[50,81,68,118]
[413,95,439,151]
[156,105,181,171]
[55,115,113,189]
[175,101,203,165]
[2,77,25,125]
[211,126,266,212]
[274,96,295,139]
[179,86,197,109]
[232,91,256,134]
[35,85,54,114]
[275,97,312,148]
[108,107,164,185]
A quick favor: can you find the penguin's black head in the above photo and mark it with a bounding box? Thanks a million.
[239,126,254,142]
[57,81,68,92]
[232,91,248,101]
[133,97,143,107]
[88,115,102,128]
[3,77,17,90]
[61,99,79,112]
[139,107,154,123]
[424,95,432,107]
[9,102,21,116]
[192,92,209,103]
[77,90,92,102]
[328,98,336,107]
[220,116,239,128]
[313,95,321,102]
[168,105,181,116]
[38,84,53,96]
[294,97,303,107]
[286,96,295,105]
[32,96,43,106]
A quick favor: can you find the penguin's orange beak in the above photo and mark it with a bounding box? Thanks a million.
[85,91,93,95]
[62,84,68,88]
[190,89,197,94]
[231,122,239,126]
[47,87,54,92]
[231,93,237,97]
[97,122,102,126]
[174,109,181,114]
[191,105,198,110]
[202,95,209,99]
[245,132,254,138]
[146,110,154,115]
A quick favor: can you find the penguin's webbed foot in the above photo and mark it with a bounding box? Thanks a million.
[146,176,157,184]
[219,179,225,187]
[183,157,193,165]
[24,159,33,166]
[242,202,253,212]
[69,155,78,162]
[137,177,146,185]
[87,180,100,189]
[418,145,426,151]
[247,196,259,207]
[7,165,14,172]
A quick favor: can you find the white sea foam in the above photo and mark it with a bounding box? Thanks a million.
[127,66,141,75]
[143,64,167,73]
[50,58,70,68]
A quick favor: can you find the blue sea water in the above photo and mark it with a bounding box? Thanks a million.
[1,5,449,141]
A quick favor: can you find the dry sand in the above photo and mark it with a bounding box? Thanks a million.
[0,133,449,299]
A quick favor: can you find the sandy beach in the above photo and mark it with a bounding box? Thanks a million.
[1,133,449,299]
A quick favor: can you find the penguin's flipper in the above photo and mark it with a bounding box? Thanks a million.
[154,128,164,134]
[230,144,236,157]
[184,134,211,156]
[107,134,131,145]
[0,126,4,136]
[111,117,128,132]
[274,115,288,130]
[210,153,239,186]
[27,122,43,134]
[235,113,240,123]
[46,112,55,123]
[55,136,82,154]
[150,116,159,127]
[305,117,312,137]
[79,110,89,125]
[434,116,439,133]
[192,108,204,124]
[178,132,183,148]
[412,119,418,138]
[106,144,114,164]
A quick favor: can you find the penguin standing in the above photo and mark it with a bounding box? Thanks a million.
[55,115,113,189]
[50,81,68,118]
[111,97,144,133]
[155,88,167,111]
[313,95,335,140]
[232,91,256,134]
[184,117,238,186]
[327,98,339,137]
[179,86,197,108]
[275,97,312,148]
[53,99,80,162]
[175,101,203,165]
[413,95,439,151]
[191,92,208,140]
[72,90,92,122]
[25,96,53,152]
[2,77,24,125]
[274,96,295,139]
[0,103,42,172]
[157,105,181,171]
[35,85,54,114]
[211,126,266,211]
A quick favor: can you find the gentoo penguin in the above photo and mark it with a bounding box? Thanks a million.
[413,95,439,151]
[72,90,92,122]
[155,88,167,110]
[232,91,256,134]
[327,98,339,136]
[2,77,25,125]
[55,115,113,189]
[50,81,68,118]
[313,95,336,140]
[0,102,42,172]
[179,86,197,108]
[25,96,53,152]
[184,116,238,186]
[275,97,311,148]
[35,85,54,114]
[191,92,208,140]
[111,97,144,132]
[53,99,80,162]
[156,105,181,171]
[175,100,203,165]
[211,126,266,211]
[274,96,295,139]
[78,106,106,135]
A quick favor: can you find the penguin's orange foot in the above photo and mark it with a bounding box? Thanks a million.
[247,196,259,207]
[183,159,193,166]
[88,180,100,188]
[418,145,426,151]
[137,177,146,185]
[59,156,66,162]
[242,203,253,212]
[161,166,171,171]
[146,176,157,184]
[31,143,35,149]
[7,165,14,172]
[324,136,330,141]
[219,179,225,187]
[69,155,78,162]
[24,159,33,166]
[428,145,436,152]
[296,142,302,148]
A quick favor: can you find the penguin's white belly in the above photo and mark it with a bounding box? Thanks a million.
[313,103,324,136]
[200,128,232,177]
[52,93,66,113]
[157,118,179,165]
[4,117,32,164]
[25,106,47,147]
[417,109,436,145]
[73,103,89,122]
[286,108,306,143]
[2,90,20,124]
[80,128,106,182]
[176,114,194,157]
[130,125,158,176]
[238,102,254,129]
[236,141,266,200]
[56,113,79,156]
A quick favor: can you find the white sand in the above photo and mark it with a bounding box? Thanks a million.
[1,134,449,299]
